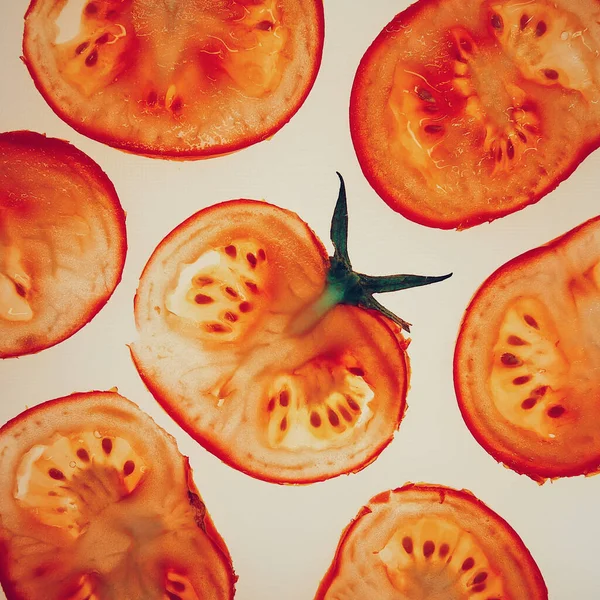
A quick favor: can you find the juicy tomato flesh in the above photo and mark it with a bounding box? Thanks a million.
[455,216,600,480]
[132,200,409,483]
[351,0,600,229]
[0,392,235,600]
[315,484,547,600]
[0,131,126,359]
[23,0,324,156]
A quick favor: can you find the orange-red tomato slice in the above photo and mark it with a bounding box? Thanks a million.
[315,484,548,600]
[132,199,410,483]
[0,391,236,600]
[23,0,324,158]
[455,216,600,481]
[350,0,600,229]
[0,131,126,359]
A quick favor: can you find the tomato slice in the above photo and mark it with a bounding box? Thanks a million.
[0,131,126,359]
[23,0,324,158]
[454,216,600,480]
[350,0,600,229]
[315,484,547,600]
[0,391,236,600]
[131,179,450,483]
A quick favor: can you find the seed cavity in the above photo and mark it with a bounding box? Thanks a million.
[543,69,559,80]
[328,409,340,427]
[491,13,503,30]
[402,536,414,554]
[536,21,547,36]
[523,314,539,329]
[513,375,531,385]
[310,412,321,428]
[123,460,135,476]
[501,353,522,367]
[194,294,213,305]
[102,438,113,455]
[48,468,65,481]
[507,335,527,346]
[547,405,565,418]
[225,245,237,258]
[423,540,435,558]
[462,557,475,571]
[85,49,98,67]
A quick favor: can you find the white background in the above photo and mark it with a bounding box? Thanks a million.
[2,1,600,598]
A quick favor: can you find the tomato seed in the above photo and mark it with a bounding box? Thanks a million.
[501,353,521,366]
[496,146,503,161]
[225,245,237,258]
[96,33,110,44]
[102,438,113,454]
[171,97,183,113]
[224,311,238,322]
[123,460,135,476]
[339,405,352,423]
[147,91,158,106]
[246,253,257,267]
[85,2,98,14]
[417,87,435,103]
[245,281,259,294]
[462,557,475,571]
[533,386,548,396]
[536,21,547,36]
[310,412,321,427]
[328,409,340,427]
[473,572,488,585]
[256,20,273,31]
[547,405,565,418]
[267,397,275,412]
[77,448,90,462]
[490,13,503,30]
[517,130,527,143]
[507,335,527,346]
[279,390,289,407]
[206,323,229,333]
[507,139,515,160]
[194,294,213,305]
[85,49,98,67]
[520,14,531,29]
[167,593,182,600]
[402,537,413,554]
[106,9,117,19]
[424,124,443,134]
[513,375,531,385]
[439,543,450,558]
[472,584,487,593]
[239,302,252,313]
[459,38,472,53]
[171,581,186,592]
[348,367,365,376]
[194,276,213,286]
[48,468,65,480]
[75,41,89,55]
[280,417,287,431]
[423,540,435,558]
[543,69,559,80]
[346,396,360,412]
[225,287,239,298]
[258,249,266,261]
[521,397,538,410]
[523,314,539,329]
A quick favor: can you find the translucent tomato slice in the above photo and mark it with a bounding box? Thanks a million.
[132,199,410,483]
[315,484,547,600]
[23,0,324,157]
[0,391,236,600]
[455,216,600,480]
[350,0,600,229]
[0,131,126,359]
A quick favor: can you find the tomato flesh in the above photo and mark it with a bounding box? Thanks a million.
[315,484,547,600]
[0,131,126,359]
[350,0,600,229]
[454,216,600,480]
[132,200,409,483]
[0,391,236,600]
[23,0,324,157]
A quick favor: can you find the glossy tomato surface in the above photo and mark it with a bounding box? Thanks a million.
[23,0,324,158]
[132,200,410,483]
[455,216,600,480]
[0,130,126,359]
[351,0,600,229]
[0,391,236,600]
[315,484,547,600]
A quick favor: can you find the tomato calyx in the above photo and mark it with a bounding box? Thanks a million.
[292,173,451,334]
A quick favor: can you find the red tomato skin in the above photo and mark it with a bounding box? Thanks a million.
[0,131,127,359]
[131,200,410,484]
[314,484,548,600]
[0,391,237,600]
[349,1,600,230]
[22,1,325,160]
[454,216,600,481]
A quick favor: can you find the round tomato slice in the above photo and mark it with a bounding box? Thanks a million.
[455,216,600,480]
[350,0,600,229]
[0,391,236,600]
[0,131,126,359]
[315,484,547,600]
[23,0,324,158]
[131,177,450,483]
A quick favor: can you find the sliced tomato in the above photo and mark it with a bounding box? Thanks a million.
[315,484,547,600]
[23,0,324,158]
[454,216,600,480]
[0,391,236,600]
[350,0,600,229]
[0,131,126,359]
